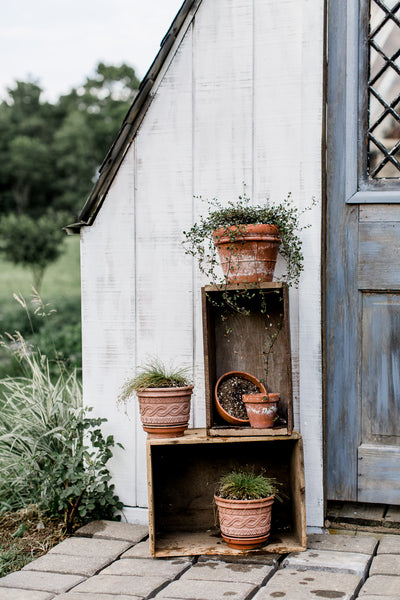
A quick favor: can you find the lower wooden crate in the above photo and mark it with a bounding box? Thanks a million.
[147,429,306,557]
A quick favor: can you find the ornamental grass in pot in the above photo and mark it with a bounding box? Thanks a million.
[119,358,193,438]
[183,193,311,286]
[214,469,280,550]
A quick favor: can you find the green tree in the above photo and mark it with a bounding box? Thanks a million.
[0,213,66,290]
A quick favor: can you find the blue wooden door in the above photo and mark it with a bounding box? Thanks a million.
[326,0,400,503]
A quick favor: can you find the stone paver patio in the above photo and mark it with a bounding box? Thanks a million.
[0,520,399,599]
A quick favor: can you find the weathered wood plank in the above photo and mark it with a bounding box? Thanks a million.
[81,144,137,506]
[361,293,400,441]
[358,444,400,504]
[360,204,400,222]
[359,222,400,289]
[134,28,194,506]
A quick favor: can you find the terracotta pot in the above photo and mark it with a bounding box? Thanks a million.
[242,393,280,428]
[213,224,281,284]
[215,371,267,425]
[137,386,193,438]
[214,494,274,550]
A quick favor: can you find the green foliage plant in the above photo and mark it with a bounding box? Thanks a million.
[215,469,280,501]
[0,212,66,291]
[183,192,315,288]
[0,334,123,533]
[119,358,192,403]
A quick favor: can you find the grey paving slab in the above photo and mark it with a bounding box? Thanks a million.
[307,533,378,554]
[377,535,400,554]
[75,520,148,543]
[181,559,274,585]
[358,597,400,600]
[121,539,151,558]
[71,573,169,596]
[0,590,54,600]
[370,553,400,576]
[282,548,371,577]
[252,569,362,600]
[154,579,256,599]
[385,506,400,526]
[0,571,85,594]
[22,552,113,576]
[56,595,141,600]
[100,557,192,577]
[197,553,279,565]
[48,536,131,558]
[359,575,400,596]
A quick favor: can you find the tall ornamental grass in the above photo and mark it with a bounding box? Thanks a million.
[0,333,122,532]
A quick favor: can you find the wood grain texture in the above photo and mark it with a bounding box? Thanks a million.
[358,444,400,504]
[359,222,400,289]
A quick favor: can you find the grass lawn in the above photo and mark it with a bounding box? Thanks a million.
[0,235,81,304]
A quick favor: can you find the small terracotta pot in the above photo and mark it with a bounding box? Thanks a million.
[137,386,193,438]
[242,393,280,428]
[215,371,267,425]
[213,223,281,284]
[214,494,274,550]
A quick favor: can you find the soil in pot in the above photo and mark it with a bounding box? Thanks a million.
[217,376,260,420]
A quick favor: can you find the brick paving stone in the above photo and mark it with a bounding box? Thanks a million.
[307,533,378,554]
[252,568,362,600]
[369,553,400,576]
[197,553,279,565]
[282,548,371,577]
[48,536,131,558]
[358,575,400,596]
[181,559,274,585]
[100,557,192,577]
[0,590,54,600]
[121,539,151,558]
[56,595,141,600]
[22,553,114,576]
[0,571,85,594]
[71,573,169,596]
[377,535,400,555]
[75,520,148,543]
[154,579,256,599]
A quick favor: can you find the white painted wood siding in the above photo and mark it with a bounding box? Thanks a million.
[80,0,324,527]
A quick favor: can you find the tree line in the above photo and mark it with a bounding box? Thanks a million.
[0,62,140,287]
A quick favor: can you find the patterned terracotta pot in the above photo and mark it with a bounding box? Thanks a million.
[214,494,275,550]
[213,224,281,283]
[137,386,193,438]
[242,393,280,428]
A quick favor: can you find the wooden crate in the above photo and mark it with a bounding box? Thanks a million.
[202,283,293,436]
[147,429,306,557]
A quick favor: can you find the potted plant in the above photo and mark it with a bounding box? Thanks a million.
[119,358,193,438]
[183,193,312,286]
[242,393,280,428]
[214,469,280,550]
[214,371,266,425]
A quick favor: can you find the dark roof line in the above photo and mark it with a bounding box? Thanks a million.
[67,0,200,234]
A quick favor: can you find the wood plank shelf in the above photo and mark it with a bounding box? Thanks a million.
[147,429,306,557]
[202,283,293,436]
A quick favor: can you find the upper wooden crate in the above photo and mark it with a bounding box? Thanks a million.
[147,429,306,557]
[202,283,293,436]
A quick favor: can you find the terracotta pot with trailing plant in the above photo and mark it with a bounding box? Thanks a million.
[119,358,193,438]
[242,393,280,428]
[214,469,280,550]
[183,192,313,286]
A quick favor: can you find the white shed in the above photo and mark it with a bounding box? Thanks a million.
[69,0,400,530]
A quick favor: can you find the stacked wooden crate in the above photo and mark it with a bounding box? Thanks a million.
[147,283,306,557]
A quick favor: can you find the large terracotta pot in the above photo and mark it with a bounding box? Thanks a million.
[137,386,193,438]
[214,371,267,426]
[213,223,281,284]
[214,494,274,550]
[242,393,280,428]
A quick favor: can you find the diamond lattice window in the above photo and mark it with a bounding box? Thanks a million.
[368,0,400,178]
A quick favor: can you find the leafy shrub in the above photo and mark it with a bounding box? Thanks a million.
[0,335,123,532]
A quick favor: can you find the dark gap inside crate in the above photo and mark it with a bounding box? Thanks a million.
[204,286,291,431]
[151,440,295,542]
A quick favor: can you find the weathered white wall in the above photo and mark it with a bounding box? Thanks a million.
[80,0,324,528]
